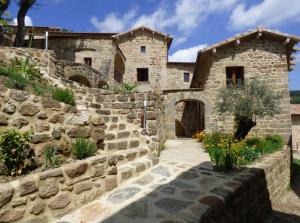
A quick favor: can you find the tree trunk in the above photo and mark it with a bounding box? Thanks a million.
[14,8,27,47]
[234,117,256,140]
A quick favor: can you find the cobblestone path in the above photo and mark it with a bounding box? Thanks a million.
[54,140,233,223]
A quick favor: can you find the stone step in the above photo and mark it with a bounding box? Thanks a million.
[105,138,141,151]
[117,156,159,185]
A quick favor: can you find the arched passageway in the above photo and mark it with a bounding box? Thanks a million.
[175,100,205,138]
[114,53,125,83]
[69,75,91,87]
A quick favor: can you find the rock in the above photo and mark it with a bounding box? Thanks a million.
[151,166,171,177]
[120,167,134,182]
[91,128,105,142]
[67,127,91,138]
[42,97,61,110]
[49,114,65,123]
[2,102,16,114]
[105,176,118,191]
[74,180,93,194]
[19,103,40,117]
[179,171,199,180]
[133,174,154,186]
[91,117,105,126]
[9,90,29,102]
[161,187,175,195]
[91,164,105,178]
[19,177,37,196]
[39,168,63,180]
[107,187,141,204]
[107,166,118,175]
[155,198,193,214]
[0,208,25,222]
[0,114,8,126]
[108,155,118,166]
[11,118,29,129]
[64,162,88,178]
[32,134,51,144]
[39,178,59,199]
[47,192,71,210]
[30,198,45,215]
[133,162,146,173]
[64,113,90,125]
[64,105,78,113]
[11,197,27,207]
[37,112,48,120]
[35,123,50,132]
[0,184,14,208]
[52,129,62,140]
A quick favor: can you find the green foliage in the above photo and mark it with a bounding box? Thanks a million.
[0,130,35,176]
[52,88,75,106]
[112,83,137,94]
[203,132,284,171]
[72,138,96,160]
[291,91,300,104]
[10,57,40,80]
[44,146,62,169]
[216,79,282,139]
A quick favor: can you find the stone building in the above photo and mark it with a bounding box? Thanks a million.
[9,25,195,91]
[292,105,300,149]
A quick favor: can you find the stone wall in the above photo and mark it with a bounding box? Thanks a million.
[292,115,300,150]
[0,152,158,223]
[191,38,292,141]
[199,148,290,223]
[166,63,195,90]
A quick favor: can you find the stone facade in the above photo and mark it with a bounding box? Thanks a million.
[292,115,300,150]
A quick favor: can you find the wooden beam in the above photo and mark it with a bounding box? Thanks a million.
[289,65,295,71]
[212,48,217,54]
[284,38,290,45]
[290,61,296,65]
[152,31,155,35]
[131,31,133,35]
[235,39,241,46]
[294,47,300,51]
[256,32,262,39]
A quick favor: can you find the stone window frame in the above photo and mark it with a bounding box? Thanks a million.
[140,46,146,53]
[84,57,92,67]
[137,68,149,83]
[223,62,247,88]
[184,72,190,82]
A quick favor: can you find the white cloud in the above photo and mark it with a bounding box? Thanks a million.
[229,0,300,30]
[91,0,239,44]
[169,44,207,62]
[91,9,136,32]
[12,16,33,26]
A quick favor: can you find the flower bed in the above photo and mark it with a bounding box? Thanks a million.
[194,131,284,171]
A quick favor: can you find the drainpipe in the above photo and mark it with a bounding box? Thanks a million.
[143,99,147,131]
[45,31,49,50]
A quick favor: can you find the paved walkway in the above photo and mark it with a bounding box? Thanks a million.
[55,139,229,223]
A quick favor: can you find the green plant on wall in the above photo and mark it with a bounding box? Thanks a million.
[51,87,76,106]
[0,130,35,176]
[44,146,62,169]
[112,82,137,94]
[72,138,96,160]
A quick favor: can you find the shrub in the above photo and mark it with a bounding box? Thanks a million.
[52,88,75,106]
[203,132,233,150]
[112,83,137,94]
[72,138,96,160]
[193,131,205,142]
[10,57,40,80]
[44,146,62,169]
[265,134,284,151]
[0,130,35,176]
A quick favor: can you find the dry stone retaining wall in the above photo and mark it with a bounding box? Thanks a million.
[199,148,290,223]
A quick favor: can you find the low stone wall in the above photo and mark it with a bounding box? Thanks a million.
[199,148,291,223]
[0,152,158,223]
[0,46,56,79]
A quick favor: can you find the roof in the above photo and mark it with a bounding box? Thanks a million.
[47,31,117,38]
[112,26,173,48]
[291,105,300,115]
[9,25,62,32]
[199,26,300,54]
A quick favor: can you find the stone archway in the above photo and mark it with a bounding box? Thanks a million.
[98,80,109,89]
[69,75,92,87]
[114,52,125,83]
[164,91,214,139]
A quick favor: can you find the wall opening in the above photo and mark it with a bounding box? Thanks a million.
[69,75,91,87]
[137,68,149,82]
[114,53,125,83]
[175,100,205,138]
[226,66,245,88]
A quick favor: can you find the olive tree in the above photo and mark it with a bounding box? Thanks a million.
[215,79,282,140]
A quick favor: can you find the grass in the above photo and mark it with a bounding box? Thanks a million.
[291,91,300,104]
[72,138,96,160]
[51,88,76,106]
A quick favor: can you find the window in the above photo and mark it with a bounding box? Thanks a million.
[137,68,149,82]
[84,57,92,66]
[140,46,146,53]
[226,66,244,88]
[184,72,190,82]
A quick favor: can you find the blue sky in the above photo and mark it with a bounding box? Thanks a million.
[7,0,300,90]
